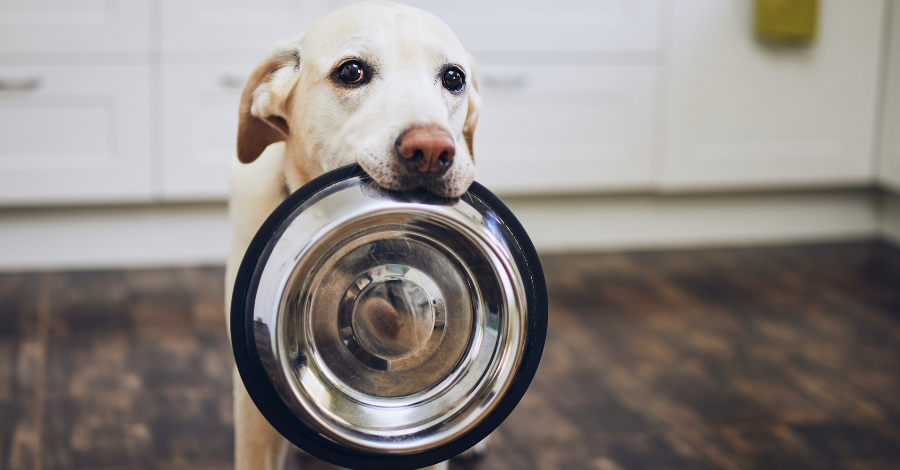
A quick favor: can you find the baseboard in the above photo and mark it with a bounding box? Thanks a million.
[503,189,881,253]
[0,203,232,271]
[0,189,887,271]
[882,191,900,245]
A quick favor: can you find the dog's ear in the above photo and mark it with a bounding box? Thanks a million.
[463,53,482,161]
[236,42,302,164]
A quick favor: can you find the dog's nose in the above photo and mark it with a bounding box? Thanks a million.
[395,126,456,175]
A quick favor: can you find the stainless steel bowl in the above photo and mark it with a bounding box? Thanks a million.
[231,165,547,469]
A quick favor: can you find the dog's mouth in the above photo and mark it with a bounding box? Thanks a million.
[357,157,471,199]
[360,178,461,206]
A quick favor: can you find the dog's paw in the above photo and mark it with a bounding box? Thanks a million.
[283,444,316,470]
[453,436,491,461]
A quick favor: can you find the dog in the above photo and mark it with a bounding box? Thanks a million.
[224,2,483,469]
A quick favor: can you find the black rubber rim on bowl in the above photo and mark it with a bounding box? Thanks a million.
[231,164,548,470]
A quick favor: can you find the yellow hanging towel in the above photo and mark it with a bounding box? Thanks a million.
[754,0,818,45]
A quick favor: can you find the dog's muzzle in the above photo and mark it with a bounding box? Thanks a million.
[230,164,547,470]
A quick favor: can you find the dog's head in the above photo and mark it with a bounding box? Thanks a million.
[237,1,481,198]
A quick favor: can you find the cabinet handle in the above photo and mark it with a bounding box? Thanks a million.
[219,75,247,89]
[480,74,529,89]
[0,77,40,91]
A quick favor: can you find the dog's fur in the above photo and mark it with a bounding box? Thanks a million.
[224,2,482,468]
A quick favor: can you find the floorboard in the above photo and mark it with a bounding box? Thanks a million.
[1,242,898,470]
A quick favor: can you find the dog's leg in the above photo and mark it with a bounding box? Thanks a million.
[227,144,298,470]
[234,368,289,470]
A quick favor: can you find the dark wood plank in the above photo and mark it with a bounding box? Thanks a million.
[1,242,899,469]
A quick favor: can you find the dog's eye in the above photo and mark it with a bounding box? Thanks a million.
[442,68,465,93]
[337,61,365,85]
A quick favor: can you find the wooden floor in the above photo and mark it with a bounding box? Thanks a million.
[1,242,899,470]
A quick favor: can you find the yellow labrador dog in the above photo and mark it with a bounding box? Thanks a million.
[224,2,482,468]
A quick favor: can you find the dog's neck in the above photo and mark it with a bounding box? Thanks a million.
[281,139,321,195]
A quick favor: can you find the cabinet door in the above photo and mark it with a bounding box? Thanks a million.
[0,0,149,53]
[880,2,900,192]
[660,0,885,190]
[0,66,152,205]
[161,0,329,52]
[329,0,662,52]
[161,63,252,200]
[473,64,658,194]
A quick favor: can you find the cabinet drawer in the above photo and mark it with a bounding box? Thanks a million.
[161,0,328,51]
[472,64,658,194]
[161,63,253,200]
[0,66,152,205]
[330,0,663,52]
[660,0,885,190]
[0,0,149,53]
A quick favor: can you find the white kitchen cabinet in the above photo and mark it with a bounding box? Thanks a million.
[473,64,658,194]
[161,63,255,199]
[659,0,885,190]
[0,0,149,53]
[0,65,153,204]
[160,0,329,52]
[329,0,663,53]
[1,0,894,208]
[879,1,900,193]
